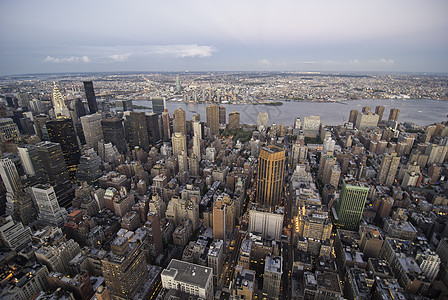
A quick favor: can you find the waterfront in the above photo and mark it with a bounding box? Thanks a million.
[123,99,447,126]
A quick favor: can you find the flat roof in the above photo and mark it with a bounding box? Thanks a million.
[162,259,212,289]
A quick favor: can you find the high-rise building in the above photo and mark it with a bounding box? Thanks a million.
[101,117,127,153]
[0,118,21,143]
[355,112,380,130]
[0,158,36,225]
[80,112,103,151]
[388,108,400,122]
[35,141,74,208]
[206,104,219,135]
[126,112,149,151]
[46,118,80,177]
[333,180,369,230]
[102,237,147,299]
[161,109,171,140]
[0,215,32,251]
[145,113,161,144]
[83,81,98,114]
[377,153,400,186]
[152,97,166,115]
[173,108,186,135]
[303,115,321,138]
[115,99,133,112]
[172,132,187,157]
[52,82,71,118]
[161,259,214,300]
[219,105,226,124]
[348,110,359,125]
[256,145,286,208]
[213,198,226,243]
[257,112,268,129]
[264,256,283,299]
[228,111,240,130]
[375,105,385,122]
[208,239,224,284]
[76,148,102,185]
[17,145,45,181]
[31,184,67,227]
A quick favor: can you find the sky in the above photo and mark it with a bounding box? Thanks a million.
[1,0,447,75]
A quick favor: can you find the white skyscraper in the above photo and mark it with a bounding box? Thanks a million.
[32,184,67,227]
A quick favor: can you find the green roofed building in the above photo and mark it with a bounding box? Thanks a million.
[332,180,369,231]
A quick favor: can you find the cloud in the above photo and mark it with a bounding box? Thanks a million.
[146,44,216,58]
[44,55,89,63]
[108,53,132,62]
[259,58,271,65]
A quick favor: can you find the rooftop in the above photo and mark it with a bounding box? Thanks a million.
[162,259,212,288]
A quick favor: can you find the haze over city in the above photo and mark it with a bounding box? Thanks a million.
[1,0,448,75]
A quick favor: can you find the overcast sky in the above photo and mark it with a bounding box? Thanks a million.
[1,0,447,75]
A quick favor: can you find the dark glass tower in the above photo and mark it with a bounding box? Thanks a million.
[83,81,98,114]
[151,97,165,115]
[45,118,80,178]
[101,117,127,153]
[126,112,149,151]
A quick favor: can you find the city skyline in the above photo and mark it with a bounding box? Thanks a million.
[1,0,448,75]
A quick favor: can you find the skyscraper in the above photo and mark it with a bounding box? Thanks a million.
[388,108,400,122]
[257,112,268,128]
[375,105,385,122]
[101,117,127,153]
[256,145,286,208]
[151,97,166,115]
[206,104,219,135]
[161,109,171,140]
[126,112,149,151]
[145,113,162,144]
[213,197,226,243]
[101,237,147,299]
[31,184,67,227]
[377,153,400,186]
[83,81,98,114]
[228,111,240,130]
[17,144,45,182]
[52,82,71,118]
[80,112,103,151]
[46,118,80,177]
[333,180,369,230]
[172,132,187,157]
[219,105,226,125]
[0,158,36,225]
[173,108,186,135]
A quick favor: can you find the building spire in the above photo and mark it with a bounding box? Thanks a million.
[52,82,70,118]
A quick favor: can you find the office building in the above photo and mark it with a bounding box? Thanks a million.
[388,108,400,122]
[249,205,284,241]
[256,145,286,208]
[172,132,187,157]
[219,105,226,124]
[101,237,147,299]
[333,180,369,230]
[0,118,20,143]
[0,215,32,251]
[101,117,127,153]
[161,108,171,140]
[115,99,133,112]
[232,266,255,300]
[355,111,380,130]
[17,145,45,181]
[228,111,240,130]
[303,115,321,138]
[151,97,166,115]
[145,113,161,144]
[264,256,283,299]
[35,239,81,274]
[166,196,199,231]
[126,112,150,151]
[377,153,400,186]
[32,184,67,227]
[206,104,219,135]
[213,198,226,242]
[208,239,224,284]
[76,148,102,185]
[80,112,103,151]
[46,118,81,177]
[161,259,214,300]
[348,110,359,125]
[83,81,98,114]
[375,105,385,122]
[52,82,70,118]
[174,108,186,135]
[257,112,268,129]
[0,158,36,225]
